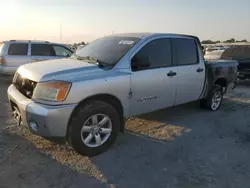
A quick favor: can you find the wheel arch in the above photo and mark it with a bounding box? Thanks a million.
[68,94,125,134]
[214,77,227,87]
[214,77,228,93]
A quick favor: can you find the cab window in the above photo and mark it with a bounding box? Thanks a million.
[172,38,199,66]
[131,38,172,71]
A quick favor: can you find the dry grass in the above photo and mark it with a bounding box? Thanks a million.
[126,117,191,141]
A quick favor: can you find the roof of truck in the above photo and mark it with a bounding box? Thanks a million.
[112,33,152,38]
[112,33,198,39]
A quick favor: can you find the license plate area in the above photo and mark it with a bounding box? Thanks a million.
[10,101,23,126]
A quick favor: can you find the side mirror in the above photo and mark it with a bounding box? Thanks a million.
[131,56,151,71]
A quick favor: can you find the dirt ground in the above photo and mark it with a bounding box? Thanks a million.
[1,76,250,188]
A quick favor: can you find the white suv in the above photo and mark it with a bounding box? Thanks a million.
[0,40,73,74]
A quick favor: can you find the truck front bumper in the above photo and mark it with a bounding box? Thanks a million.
[7,84,77,137]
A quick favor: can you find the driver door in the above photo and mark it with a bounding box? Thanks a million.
[130,38,178,116]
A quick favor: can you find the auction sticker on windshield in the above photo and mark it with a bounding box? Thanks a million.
[119,40,135,45]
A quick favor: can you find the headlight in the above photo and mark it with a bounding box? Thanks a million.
[33,81,71,102]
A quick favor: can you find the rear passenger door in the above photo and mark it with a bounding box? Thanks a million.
[130,38,178,116]
[31,44,58,62]
[6,43,31,67]
[172,37,205,105]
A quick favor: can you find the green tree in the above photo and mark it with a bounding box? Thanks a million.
[241,39,248,43]
[201,40,216,44]
[224,38,235,43]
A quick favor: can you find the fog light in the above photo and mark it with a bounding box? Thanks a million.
[29,122,39,132]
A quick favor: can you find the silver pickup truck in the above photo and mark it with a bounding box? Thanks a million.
[8,33,238,156]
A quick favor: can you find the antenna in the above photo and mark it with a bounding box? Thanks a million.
[60,24,62,43]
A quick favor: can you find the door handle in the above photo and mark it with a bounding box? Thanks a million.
[197,68,204,72]
[167,71,177,77]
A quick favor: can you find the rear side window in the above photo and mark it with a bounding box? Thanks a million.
[133,38,172,70]
[31,44,55,56]
[172,38,198,66]
[8,43,28,55]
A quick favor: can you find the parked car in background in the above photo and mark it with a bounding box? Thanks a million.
[0,40,73,74]
[205,46,218,53]
[8,33,238,156]
[204,46,230,55]
[204,49,225,60]
[220,45,250,80]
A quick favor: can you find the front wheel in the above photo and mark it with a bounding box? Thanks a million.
[200,85,223,111]
[68,101,120,156]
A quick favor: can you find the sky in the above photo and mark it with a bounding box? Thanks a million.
[0,0,250,43]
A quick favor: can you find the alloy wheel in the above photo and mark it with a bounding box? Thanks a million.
[80,114,112,148]
[211,91,222,110]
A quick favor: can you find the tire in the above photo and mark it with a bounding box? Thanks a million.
[200,85,223,111]
[68,100,120,156]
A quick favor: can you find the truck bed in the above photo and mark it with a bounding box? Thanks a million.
[206,60,238,67]
[201,60,238,98]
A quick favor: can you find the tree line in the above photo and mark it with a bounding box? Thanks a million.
[202,38,248,44]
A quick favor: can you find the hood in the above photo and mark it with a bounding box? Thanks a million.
[17,58,104,82]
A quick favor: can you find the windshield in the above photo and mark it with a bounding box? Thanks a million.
[75,36,141,65]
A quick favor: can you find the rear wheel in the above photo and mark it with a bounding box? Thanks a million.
[68,100,120,156]
[200,85,223,111]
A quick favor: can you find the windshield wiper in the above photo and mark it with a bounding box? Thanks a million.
[71,54,95,61]
[72,54,110,68]
[86,58,110,68]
